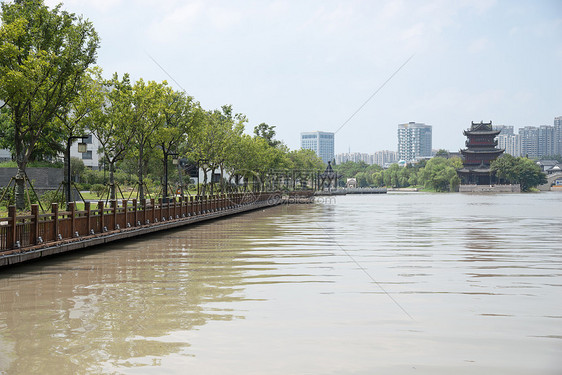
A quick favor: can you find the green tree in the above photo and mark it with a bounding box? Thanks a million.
[418,157,461,192]
[333,161,369,179]
[87,72,135,200]
[70,157,85,182]
[129,79,168,201]
[372,171,384,187]
[287,149,324,171]
[355,171,370,187]
[254,123,281,148]
[491,155,547,192]
[154,88,196,197]
[0,0,99,209]
[54,67,103,203]
[188,105,246,195]
[435,149,449,158]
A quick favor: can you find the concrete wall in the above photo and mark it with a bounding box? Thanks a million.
[459,184,521,193]
[0,168,63,189]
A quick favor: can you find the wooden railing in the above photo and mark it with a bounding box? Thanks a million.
[0,192,280,252]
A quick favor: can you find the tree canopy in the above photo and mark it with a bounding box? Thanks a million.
[491,154,547,191]
[0,0,99,209]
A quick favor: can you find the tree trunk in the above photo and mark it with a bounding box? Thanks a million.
[109,161,116,200]
[210,168,215,196]
[202,168,208,197]
[14,125,26,210]
[15,165,25,211]
[63,147,70,205]
[162,151,168,200]
[138,147,144,201]
[220,165,225,193]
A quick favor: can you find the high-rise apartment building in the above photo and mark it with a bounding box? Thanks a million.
[373,150,398,167]
[493,125,514,136]
[335,150,397,167]
[494,125,520,156]
[554,116,562,155]
[497,133,521,157]
[538,125,555,157]
[300,131,334,164]
[397,122,432,162]
[519,126,539,158]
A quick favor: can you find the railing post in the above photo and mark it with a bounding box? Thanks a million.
[69,202,76,237]
[123,199,128,227]
[8,205,16,249]
[133,199,138,226]
[112,200,118,230]
[158,198,163,221]
[98,201,104,232]
[142,198,148,224]
[151,198,156,223]
[31,204,39,245]
[85,202,91,234]
[52,203,59,241]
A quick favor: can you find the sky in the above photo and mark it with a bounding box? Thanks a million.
[41,0,562,154]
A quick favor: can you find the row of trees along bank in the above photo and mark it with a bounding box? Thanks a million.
[0,0,324,210]
[334,157,463,192]
[334,152,546,192]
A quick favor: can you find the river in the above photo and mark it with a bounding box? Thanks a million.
[0,192,560,374]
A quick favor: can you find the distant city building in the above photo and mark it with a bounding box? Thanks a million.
[497,133,521,157]
[335,152,371,165]
[495,124,520,157]
[538,125,555,157]
[397,122,432,162]
[493,125,514,136]
[519,126,539,159]
[335,150,397,167]
[373,150,398,167]
[518,125,556,159]
[300,131,334,164]
[554,116,562,155]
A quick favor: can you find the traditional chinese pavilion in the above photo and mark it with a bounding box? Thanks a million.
[457,121,504,185]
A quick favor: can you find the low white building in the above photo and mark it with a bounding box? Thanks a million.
[69,134,101,170]
[0,148,11,163]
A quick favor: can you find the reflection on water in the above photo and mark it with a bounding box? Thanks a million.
[0,193,561,374]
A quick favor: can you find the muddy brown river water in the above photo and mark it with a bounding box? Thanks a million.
[0,192,561,374]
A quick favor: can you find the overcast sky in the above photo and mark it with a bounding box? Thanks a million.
[43,0,562,154]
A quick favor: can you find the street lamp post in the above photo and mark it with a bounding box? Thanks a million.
[66,135,87,208]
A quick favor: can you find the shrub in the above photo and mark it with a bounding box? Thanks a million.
[0,186,38,210]
[40,190,65,207]
[91,184,106,198]
[76,183,91,191]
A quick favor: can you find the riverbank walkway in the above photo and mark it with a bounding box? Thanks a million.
[0,191,307,268]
